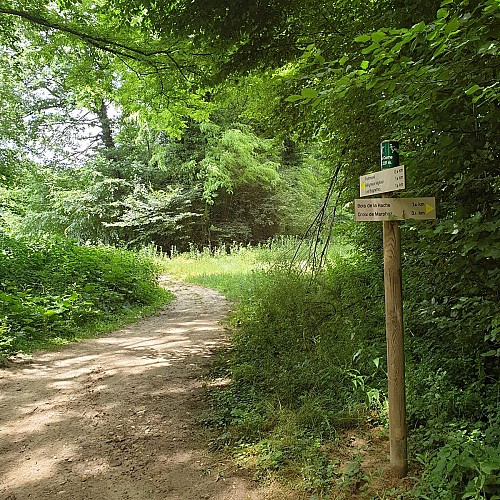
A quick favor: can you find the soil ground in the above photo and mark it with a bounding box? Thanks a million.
[0,280,277,500]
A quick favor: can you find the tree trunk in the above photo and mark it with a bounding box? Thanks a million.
[97,100,115,150]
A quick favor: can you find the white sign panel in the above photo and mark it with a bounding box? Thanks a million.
[359,166,406,197]
[355,197,436,221]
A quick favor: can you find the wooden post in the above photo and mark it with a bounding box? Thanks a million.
[383,219,408,478]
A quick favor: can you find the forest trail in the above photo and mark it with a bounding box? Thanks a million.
[0,280,274,500]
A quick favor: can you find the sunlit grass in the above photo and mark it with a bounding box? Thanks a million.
[159,247,258,280]
[156,245,259,301]
[155,237,355,301]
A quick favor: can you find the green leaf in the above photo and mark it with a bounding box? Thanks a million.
[314,53,326,64]
[437,8,450,19]
[427,30,439,41]
[371,31,386,43]
[360,60,370,69]
[339,55,349,65]
[412,21,427,32]
[300,88,318,98]
[354,34,371,43]
[482,350,499,357]
[445,18,460,34]
[285,95,305,102]
[479,461,500,474]
[432,43,447,58]
[465,84,481,95]
[361,43,379,54]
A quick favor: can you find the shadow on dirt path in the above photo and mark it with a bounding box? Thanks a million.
[0,280,275,500]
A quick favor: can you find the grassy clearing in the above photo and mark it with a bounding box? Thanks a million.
[157,244,260,301]
[158,237,354,300]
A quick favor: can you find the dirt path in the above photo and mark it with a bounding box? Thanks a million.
[0,280,274,500]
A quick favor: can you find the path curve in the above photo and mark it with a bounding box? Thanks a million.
[0,280,271,500]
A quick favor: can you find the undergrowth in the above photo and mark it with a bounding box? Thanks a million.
[167,243,391,495]
[209,259,389,496]
[0,232,172,357]
[164,241,500,499]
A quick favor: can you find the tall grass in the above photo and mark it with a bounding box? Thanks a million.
[158,238,388,495]
[158,236,354,300]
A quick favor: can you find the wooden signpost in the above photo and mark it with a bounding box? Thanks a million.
[355,141,436,478]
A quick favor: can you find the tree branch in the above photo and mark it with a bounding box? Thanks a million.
[0,7,191,80]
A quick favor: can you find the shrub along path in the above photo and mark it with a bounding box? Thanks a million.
[0,280,274,500]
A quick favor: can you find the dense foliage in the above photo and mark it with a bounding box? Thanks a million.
[4,118,325,249]
[0,232,170,357]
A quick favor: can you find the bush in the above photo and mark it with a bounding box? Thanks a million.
[413,423,500,500]
[0,232,169,355]
[229,254,387,409]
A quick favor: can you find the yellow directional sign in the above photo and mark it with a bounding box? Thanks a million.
[355,197,436,221]
[360,166,406,197]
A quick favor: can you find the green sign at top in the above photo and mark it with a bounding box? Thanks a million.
[381,140,400,169]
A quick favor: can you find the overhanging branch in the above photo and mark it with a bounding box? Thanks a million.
[0,7,190,80]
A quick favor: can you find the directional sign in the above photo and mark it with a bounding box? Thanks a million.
[360,166,406,197]
[355,197,436,221]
